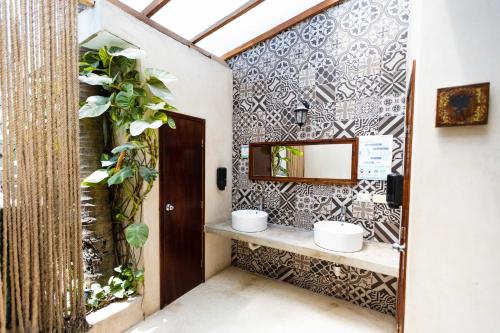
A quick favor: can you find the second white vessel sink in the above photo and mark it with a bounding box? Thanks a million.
[231,210,268,232]
[314,221,364,253]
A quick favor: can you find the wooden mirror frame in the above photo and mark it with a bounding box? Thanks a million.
[248,138,358,185]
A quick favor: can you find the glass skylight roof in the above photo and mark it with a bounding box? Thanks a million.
[116,0,327,58]
[118,0,151,12]
[151,0,249,41]
[197,0,325,57]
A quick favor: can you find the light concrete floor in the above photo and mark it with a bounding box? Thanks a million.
[128,267,396,333]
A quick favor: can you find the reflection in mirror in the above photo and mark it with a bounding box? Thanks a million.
[271,144,353,179]
[249,139,358,185]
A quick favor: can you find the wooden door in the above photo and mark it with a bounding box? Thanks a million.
[159,112,205,307]
[396,60,416,332]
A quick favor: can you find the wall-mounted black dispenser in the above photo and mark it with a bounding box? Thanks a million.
[386,173,404,208]
[217,167,227,191]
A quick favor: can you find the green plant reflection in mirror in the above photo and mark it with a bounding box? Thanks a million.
[271,145,303,177]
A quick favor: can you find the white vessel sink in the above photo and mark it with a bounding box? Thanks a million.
[314,221,364,253]
[231,210,268,233]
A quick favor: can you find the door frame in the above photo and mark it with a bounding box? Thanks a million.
[396,60,416,332]
[159,111,206,308]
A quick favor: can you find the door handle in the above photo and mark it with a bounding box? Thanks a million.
[392,243,406,253]
[165,204,174,211]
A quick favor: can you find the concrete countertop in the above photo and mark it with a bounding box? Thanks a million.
[205,220,399,277]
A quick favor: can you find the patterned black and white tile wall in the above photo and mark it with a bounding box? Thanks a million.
[232,240,398,316]
[228,0,409,315]
[229,0,408,244]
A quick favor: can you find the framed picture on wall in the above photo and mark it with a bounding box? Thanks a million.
[435,82,490,127]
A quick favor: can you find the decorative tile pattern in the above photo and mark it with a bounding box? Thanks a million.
[378,115,405,137]
[373,203,401,224]
[352,201,375,220]
[232,241,398,315]
[350,218,375,240]
[230,0,408,316]
[374,221,400,243]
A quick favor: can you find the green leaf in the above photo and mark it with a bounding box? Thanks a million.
[145,68,176,84]
[111,142,145,154]
[90,283,103,293]
[153,112,168,123]
[145,102,166,110]
[108,47,147,59]
[79,95,111,119]
[115,213,128,222]
[115,83,136,109]
[82,169,109,185]
[167,117,176,129]
[113,290,125,299]
[98,47,110,67]
[133,87,147,97]
[139,166,158,183]
[130,119,163,136]
[81,51,100,69]
[107,166,134,186]
[146,82,174,102]
[79,73,113,85]
[114,56,137,74]
[125,223,149,248]
[134,269,144,282]
[101,157,118,167]
[286,146,304,156]
[145,68,176,102]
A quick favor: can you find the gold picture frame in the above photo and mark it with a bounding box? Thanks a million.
[436,82,489,127]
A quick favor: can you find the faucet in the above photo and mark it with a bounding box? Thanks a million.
[255,195,264,211]
[340,206,346,224]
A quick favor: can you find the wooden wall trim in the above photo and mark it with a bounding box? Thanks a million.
[142,0,171,18]
[222,0,343,60]
[396,59,417,333]
[191,0,264,44]
[248,138,358,185]
[106,0,229,67]
[79,0,95,6]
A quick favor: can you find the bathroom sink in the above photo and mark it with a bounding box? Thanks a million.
[231,210,268,233]
[314,221,364,252]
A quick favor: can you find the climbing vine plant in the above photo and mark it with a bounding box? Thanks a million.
[79,46,176,309]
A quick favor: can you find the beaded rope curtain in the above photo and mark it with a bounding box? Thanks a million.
[0,0,87,332]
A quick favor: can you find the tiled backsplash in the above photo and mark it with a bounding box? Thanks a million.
[228,0,408,315]
[229,0,408,243]
[232,240,397,316]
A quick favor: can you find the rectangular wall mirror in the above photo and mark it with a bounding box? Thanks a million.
[249,138,358,185]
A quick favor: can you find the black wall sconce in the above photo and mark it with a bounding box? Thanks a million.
[294,100,310,127]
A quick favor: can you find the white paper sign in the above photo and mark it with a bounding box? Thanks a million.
[241,144,249,159]
[358,135,393,180]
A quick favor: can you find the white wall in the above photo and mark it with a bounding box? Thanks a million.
[406,1,500,332]
[79,0,233,318]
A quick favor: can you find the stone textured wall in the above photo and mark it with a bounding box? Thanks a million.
[228,0,409,315]
[79,51,116,285]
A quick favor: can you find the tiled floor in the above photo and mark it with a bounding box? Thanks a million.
[128,267,396,333]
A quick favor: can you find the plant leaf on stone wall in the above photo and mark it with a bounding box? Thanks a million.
[125,223,149,248]
[79,95,111,119]
[82,169,109,186]
[111,142,145,154]
[79,73,113,85]
[139,166,159,183]
[130,119,163,136]
[107,166,134,186]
